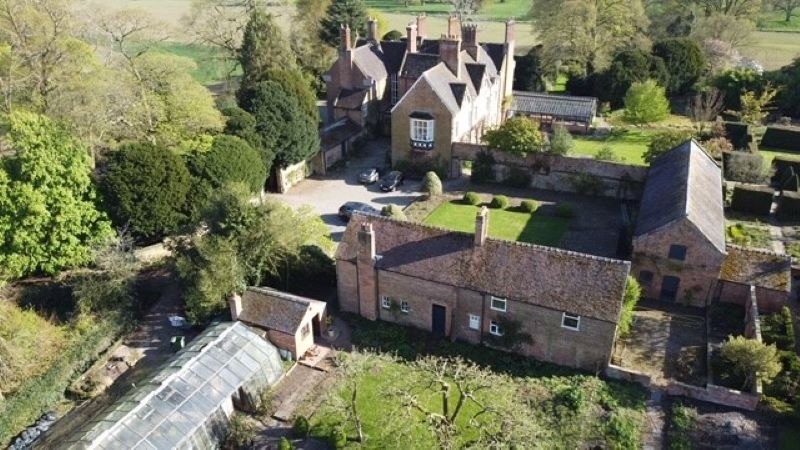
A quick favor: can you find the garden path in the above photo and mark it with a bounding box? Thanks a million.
[642,389,666,450]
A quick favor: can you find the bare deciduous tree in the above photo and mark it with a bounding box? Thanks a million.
[689,87,725,123]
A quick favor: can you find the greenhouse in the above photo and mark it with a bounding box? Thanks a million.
[62,321,284,450]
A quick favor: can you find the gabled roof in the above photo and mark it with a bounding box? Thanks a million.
[376,41,407,74]
[481,43,506,72]
[401,53,440,79]
[635,140,726,253]
[720,246,791,292]
[336,214,631,323]
[63,322,283,449]
[511,91,597,123]
[352,46,388,81]
[239,287,326,334]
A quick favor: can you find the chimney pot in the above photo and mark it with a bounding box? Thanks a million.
[367,18,378,41]
[474,206,489,246]
[505,19,515,43]
[416,14,427,39]
[358,222,376,261]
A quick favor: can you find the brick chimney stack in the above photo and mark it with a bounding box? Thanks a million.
[367,17,378,41]
[475,206,489,246]
[406,23,417,53]
[339,24,353,88]
[440,14,461,77]
[416,14,427,39]
[340,24,351,51]
[505,18,515,43]
[462,23,478,59]
[447,14,460,37]
[229,292,243,321]
[356,222,378,320]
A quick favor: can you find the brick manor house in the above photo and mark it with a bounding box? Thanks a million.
[324,14,516,169]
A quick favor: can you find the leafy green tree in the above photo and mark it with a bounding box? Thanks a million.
[531,0,649,73]
[607,49,668,108]
[292,0,336,94]
[383,30,402,40]
[263,69,320,125]
[381,204,407,220]
[623,79,670,124]
[652,38,706,96]
[643,129,693,163]
[238,7,297,107]
[250,80,320,168]
[770,57,800,117]
[101,142,192,242]
[191,135,267,194]
[422,171,443,196]
[319,0,369,48]
[737,88,778,125]
[0,112,113,280]
[513,45,547,92]
[482,117,547,157]
[721,335,782,390]
[772,0,800,22]
[618,276,641,338]
[222,106,275,175]
[549,124,574,155]
[714,67,766,110]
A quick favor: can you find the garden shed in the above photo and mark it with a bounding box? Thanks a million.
[61,322,284,450]
[508,91,597,133]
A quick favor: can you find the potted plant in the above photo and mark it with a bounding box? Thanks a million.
[325,315,336,337]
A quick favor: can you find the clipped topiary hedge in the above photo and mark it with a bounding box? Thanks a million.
[463,191,481,205]
[731,184,775,216]
[724,122,751,150]
[777,191,800,219]
[489,195,510,209]
[761,126,800,153]
[520,199,539,213]
[770,157,800,189]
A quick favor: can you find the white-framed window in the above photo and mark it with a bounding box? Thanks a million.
[561,313,580,331]
[489,320,504,336]
[490,296,507,312]
[390,73,399,105]
[381,296,391,309]
[400,301,410,313]
[468,314,480,330]
[410,118,434,142]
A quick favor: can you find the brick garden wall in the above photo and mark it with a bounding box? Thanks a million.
[716,281,790,313]
[451,143,648,200]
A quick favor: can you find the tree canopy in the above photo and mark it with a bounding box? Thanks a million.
[101,142,193,242]
[653,38,707,96]
[623,79,671,124]
[513,45,547,92]
[482,117,547,157]
[0,112,113,280]
[190,134,267,194]
[319,0,369,47]
[643,129,694,163]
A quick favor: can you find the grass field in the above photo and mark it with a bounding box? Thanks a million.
[365,0,531,21]
[149,42,240,85]
[758,10,800,32]
[423,200,568,246]
[571,129,655,165]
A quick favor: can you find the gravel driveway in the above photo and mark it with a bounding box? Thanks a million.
[266,138,423,241]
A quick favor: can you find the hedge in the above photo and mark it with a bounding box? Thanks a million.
[730,184,775,216]
[771,157,800,189]
[777,191,800,219]
[761,126,800,153]
[489,195,510,209]
[724,122,751,150]
[0,318,127,447]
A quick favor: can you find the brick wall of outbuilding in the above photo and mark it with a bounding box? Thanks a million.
[336,260,359,314]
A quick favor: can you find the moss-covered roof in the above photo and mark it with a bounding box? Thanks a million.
[720,245,791,292]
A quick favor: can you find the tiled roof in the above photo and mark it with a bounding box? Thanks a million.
[415,63,463,114]
[239,287,321,334]
[720,246,791,292]
[352,46,388,81]
[336,214,631,323]
[635,140,726,253]
[511,91,597,123]
[320,118,362,149]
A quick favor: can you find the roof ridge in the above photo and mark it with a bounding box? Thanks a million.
[246,286,312,307]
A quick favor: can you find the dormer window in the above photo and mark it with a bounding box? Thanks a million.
[410,112,434,149]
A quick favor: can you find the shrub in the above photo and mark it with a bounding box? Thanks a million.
[393,159,448,180]
[623,79,670,124]
[504,166,531,188]
[724,152,765,184]
[482,116,546,156]
[381,204,407,220]
[724,122,752,150]
[549,124,573,155]
[618,276,641,338]
[382,30,402,41]
[279,437,295,450]
[721,335,782,390]
[761,126,800,153]
[595,145,622,162]
[555,204,575,218]
[653,37,706,96]
[226,413,256,448]
[471,151,495,184]
[422,171,443,196]
[292,415,310,438]
[643,130,693,164]
[463,192,481,205]
[730,184,774,215]
[761,307,796,351]
[703,137,733,159]
[489,195,510,209]
[520,199,539,213]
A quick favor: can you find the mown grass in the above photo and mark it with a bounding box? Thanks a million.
[571,129,654,165]
[148,42,241,85]
[423,200,569,246]
[758,11,800,32]
[365,0,531,21]
[725,221,772,249]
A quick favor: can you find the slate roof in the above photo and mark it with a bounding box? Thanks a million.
[482,43,506,72]
[334,88,367,110]
[511,91,597,123]
[320,118,362,149]
[336,214,631,323]
[239,287,324,334]
[375,41,407,74]
[401,53,440,79]
[720,246,792,292]
[635,140,726,253]
[351,45,388,81]
[63,322,283,450]
[465,63,486,93]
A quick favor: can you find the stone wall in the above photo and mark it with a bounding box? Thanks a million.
[666,381,760,411]
[336,260,359,314]
[276,160,310,194]
[716,280,790,313]
[632,220,726,307]
[450,143,647,199]
[744,286,762,340]
[605,364,652,387]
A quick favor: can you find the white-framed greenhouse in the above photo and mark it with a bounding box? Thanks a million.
[61,321,284,450]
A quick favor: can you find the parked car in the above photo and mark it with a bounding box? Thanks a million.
[359,167,381,184]
[338,201,379,220]
[379,171,404,192]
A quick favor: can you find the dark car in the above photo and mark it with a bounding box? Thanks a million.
[338,201,379,220]
[379,171,404,192]
[358,167,381,184]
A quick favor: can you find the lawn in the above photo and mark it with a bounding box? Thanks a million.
[571,129,655,165]
[365,0,532,21]
[149,42,241,85]
[758,11,800,32]
[423,200,569,246]
[308,316,648,449]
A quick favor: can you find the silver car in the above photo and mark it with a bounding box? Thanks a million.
[358,167,381,184]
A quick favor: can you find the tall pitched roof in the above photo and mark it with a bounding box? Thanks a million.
[239,287,325,334]
[336,214,631,323]
[351,46,388,81]
[635,140,726,253]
